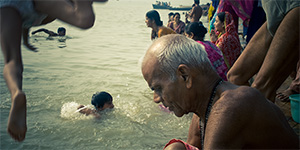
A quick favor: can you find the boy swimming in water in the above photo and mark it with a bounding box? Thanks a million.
[77,91,114,118]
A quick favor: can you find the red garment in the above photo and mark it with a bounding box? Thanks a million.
[164,139,199,150]
[214,12,241,68]
[217,0,254,28]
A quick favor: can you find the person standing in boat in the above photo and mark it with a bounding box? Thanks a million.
[145,10,175,40]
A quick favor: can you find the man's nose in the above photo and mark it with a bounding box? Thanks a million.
[153,92,161,103]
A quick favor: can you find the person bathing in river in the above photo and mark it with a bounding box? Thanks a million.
[167,12,185,34]
[77,91,114,118]
[31,27,66,37]
[0,0,107,142]
[145,10,175,40]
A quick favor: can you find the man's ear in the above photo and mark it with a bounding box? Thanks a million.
[177,64,192,89]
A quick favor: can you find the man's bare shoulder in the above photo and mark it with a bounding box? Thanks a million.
[220,86,264,104]
[206,86,266,148]
[212,86,269,121]
[194,5,202,11]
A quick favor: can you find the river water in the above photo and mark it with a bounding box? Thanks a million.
[0,0,216,149]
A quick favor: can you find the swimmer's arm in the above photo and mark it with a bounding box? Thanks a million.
[22,28,37,52]
[31,28,57,36]
[77,105,101,118]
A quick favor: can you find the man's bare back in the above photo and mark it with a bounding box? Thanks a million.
[189,85,299,149]
[189,5,202,22]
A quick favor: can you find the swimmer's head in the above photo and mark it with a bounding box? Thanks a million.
[91,91,114,111]
[57,27,66,36]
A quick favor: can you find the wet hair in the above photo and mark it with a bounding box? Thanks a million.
[174,12,180,18]
[185,22,207,41]
[57,27,66,33]
[217,12,226,23]
[91,91,113,108]
[146,10,163,26]
[194,0,199,5]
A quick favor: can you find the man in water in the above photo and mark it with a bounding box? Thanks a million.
[186,0,202,23]
[141,34,299,149]
[32,27,66,36]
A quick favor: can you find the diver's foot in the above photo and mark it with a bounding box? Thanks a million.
[7,91,27,142]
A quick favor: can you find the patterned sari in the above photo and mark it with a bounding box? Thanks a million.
[167,21,185,34]
[197,41,228,80]
[214,12,241,68]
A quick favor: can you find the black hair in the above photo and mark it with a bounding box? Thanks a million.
[185,22,207,41]
[217,12,226,23]
[146,10,163,26]
[57,27,66,33]
[168,12,174,17]
[194,0,199,5]
[91,91,113,108]
[174,12,180,18]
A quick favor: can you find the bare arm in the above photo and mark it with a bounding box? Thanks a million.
[22,28,37,52]
[34,0,95,29]
[77,105,100,118]
[31,28,57,36]
[210,30,218,43]
[187,114,202,149]
[189,7,196,18]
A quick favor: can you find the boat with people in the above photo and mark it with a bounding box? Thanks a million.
[152,1,192,11]
[152,1,171,9]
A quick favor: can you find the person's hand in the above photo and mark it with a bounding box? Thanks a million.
[210,30,217,42]
[24,42,38,52]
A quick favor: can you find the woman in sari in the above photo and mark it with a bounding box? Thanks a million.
[211,11,241,69]
[167,12,185,34]
[185,22,228,80]
[145,10,175,40]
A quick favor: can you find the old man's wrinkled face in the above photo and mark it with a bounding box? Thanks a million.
[141,53,188,117]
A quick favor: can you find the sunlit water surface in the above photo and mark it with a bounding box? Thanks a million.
[0,0,215,149]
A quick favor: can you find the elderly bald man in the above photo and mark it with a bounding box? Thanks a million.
[141,34,299,150]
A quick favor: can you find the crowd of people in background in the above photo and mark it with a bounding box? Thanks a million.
[1,0,298,149]
[145,0,299,149]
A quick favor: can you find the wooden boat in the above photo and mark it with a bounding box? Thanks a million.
[152,3,192,11]
[152,4,171,9]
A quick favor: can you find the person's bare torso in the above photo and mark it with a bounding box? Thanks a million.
[190,5,202,22]
[205,86,299,149]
